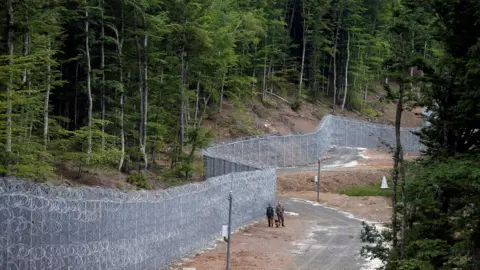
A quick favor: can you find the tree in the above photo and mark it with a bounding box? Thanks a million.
[361,0,480,269]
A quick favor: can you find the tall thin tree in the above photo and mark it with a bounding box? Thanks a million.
[85,3,93,164]
[5,0,14,153]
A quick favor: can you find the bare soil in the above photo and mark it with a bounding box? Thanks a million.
[277,149,413,223]
[277,149,418,194]
[207,98,423,142]
[55,162,132,189]
[171,214,308,270]
[277,166,391,194]
[172,149,405,269]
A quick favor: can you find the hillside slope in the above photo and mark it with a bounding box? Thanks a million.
[206,96,423,143]
[54,95,423,190]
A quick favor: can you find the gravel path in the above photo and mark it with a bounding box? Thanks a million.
[279,197,381,270]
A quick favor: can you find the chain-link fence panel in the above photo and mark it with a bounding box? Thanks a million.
[203,114,423,176]
[0,170,276,270]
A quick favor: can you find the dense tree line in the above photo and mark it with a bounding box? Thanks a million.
[0,0,397,181]
[361,0,480,269]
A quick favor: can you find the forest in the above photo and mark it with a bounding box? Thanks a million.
[1,0,480,268]
[0,0,402,183]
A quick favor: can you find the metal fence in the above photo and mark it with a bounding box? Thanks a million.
[202,114,423,177]
[0,170,276,270]
[0,113,423,270]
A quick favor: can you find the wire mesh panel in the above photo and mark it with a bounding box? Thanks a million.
[0,170,276,270]
[203,114,423,174]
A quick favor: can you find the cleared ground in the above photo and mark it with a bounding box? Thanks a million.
[174,197,381,270]
[170,147,411,270]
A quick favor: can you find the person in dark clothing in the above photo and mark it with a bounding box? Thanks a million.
[276,202,285,227]
[266,204,274,227]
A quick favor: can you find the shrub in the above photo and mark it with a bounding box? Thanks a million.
[291,99,301,111]
[127,170,151,190]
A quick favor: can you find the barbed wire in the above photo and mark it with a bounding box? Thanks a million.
[0,169,276,270]
[203,114,423,177]
[1,113,423,270]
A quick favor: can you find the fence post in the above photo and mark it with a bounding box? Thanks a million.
[317,158,321,202]
[213,157,216,177]
[291,136,294,166]
[258,139,261,165]
[204,156,208,180]
[226,190,233,270]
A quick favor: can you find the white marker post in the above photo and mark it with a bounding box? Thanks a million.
[380,175,389,189]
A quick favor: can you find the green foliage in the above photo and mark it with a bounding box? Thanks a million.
[363,105,378,118]
[340,184,392,197]
[0,0,410,184]
[126,170,151,190]
[359,1,480,269]
[290,99,301,111]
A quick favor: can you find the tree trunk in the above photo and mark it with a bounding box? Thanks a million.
[298,18,307,98]
[341,31,350,111]
[116,4,125,171]
[261,28,268,102]
[43,40,52,150]
[392,82,404,251]
[423,41,427,59]
[134,12,145,169]
[74,62,79,130]
[22,32,29,87]
[363,84,368,112]
[268,57,274,93]
[251,44,257,92]
[179,47,186,154]
[142,30,149,170]
[326,55,332,95]
[5,0,14,153]
[194,74,201,128]
[21,25,30,140]
[332,17,340,111]
[85,6,93,164]
[312,47,319,96]
[287,0,296,41]
[100,1,106,151]
[400,130,406,259]
[219,70,226,113]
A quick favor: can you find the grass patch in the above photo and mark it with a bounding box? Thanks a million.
[340,185,392,197]
[339,178,400,199]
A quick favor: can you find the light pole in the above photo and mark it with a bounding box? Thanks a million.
[317,158,321,202]
[226,190,233,270]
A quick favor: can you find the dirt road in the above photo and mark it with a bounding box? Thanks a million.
[173,197,382,270]
[171,147,396,270]
[283,197,381,270]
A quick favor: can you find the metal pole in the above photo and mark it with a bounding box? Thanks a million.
[317,158,321,202]
[226,190,233,270]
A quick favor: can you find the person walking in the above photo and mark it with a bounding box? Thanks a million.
[276,202,285,227]
[266,203,274,227]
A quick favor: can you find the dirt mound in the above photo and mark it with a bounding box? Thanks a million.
[277,167,391,193]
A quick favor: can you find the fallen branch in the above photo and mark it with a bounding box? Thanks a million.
[266,91,291,105]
